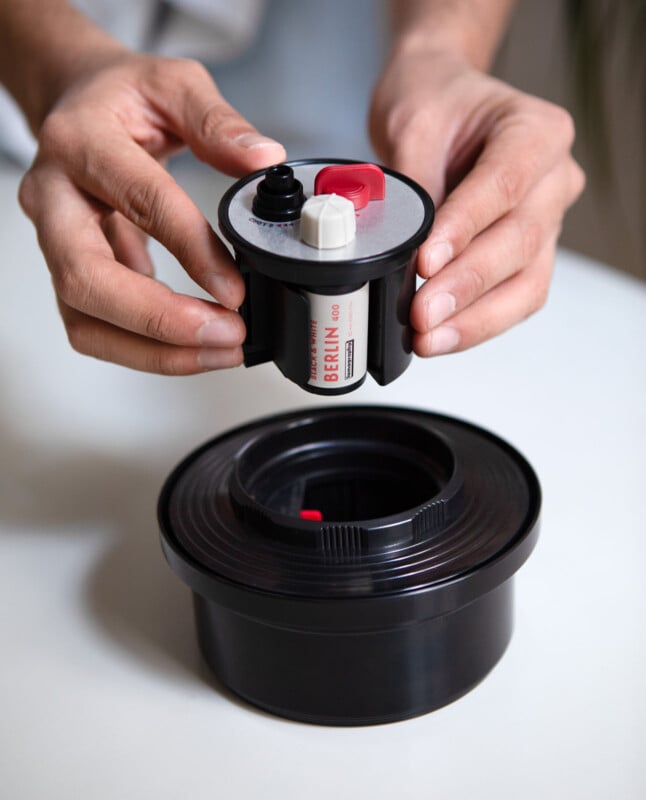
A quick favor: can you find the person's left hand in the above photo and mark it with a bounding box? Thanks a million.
[369,47,585,357]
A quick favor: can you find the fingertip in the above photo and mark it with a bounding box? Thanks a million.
[227,134,287,176]
[205,271,245,310]
[191,112,286,177]
[232,132,285,155]
[413,331,432,358]
[419,239,453,278]
[197,346,244,371]
[409,287,429,333]
[413,326,460,357]
[197,307,246,347]
[411,287,457,334]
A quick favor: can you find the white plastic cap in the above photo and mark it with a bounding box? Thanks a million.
[300,194,356,249]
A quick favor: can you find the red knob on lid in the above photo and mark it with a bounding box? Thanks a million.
[314,163,385,210]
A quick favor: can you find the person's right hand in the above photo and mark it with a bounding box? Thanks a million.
[19,53,286,374]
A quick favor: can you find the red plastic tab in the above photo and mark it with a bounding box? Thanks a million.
[300,509,323,522]
[314,164,385,210]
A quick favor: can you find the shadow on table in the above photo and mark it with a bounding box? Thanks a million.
[0,407,263,715]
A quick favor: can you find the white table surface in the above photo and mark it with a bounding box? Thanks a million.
[1,161,644,800]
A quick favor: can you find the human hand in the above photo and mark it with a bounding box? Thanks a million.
[369,47,585,357]
[19,53,285,374]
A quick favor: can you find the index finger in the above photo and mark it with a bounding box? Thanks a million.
[22,168,246,348]
[419,100,575,277]
[57,123,245,310]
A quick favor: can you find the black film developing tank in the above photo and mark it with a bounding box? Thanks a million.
[218,160,435,394]
[158,407,541,725]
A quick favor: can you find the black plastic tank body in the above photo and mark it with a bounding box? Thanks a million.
[159,407,541,725]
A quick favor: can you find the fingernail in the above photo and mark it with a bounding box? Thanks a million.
[233,132,282,150]
[428,326,460,355]
[423,241,453,277]
[198,316,243,347]
[198,347,244,370]
[426,292,456,330]
[206,273,239,308]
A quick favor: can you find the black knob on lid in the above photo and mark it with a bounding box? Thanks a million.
[252,165,305,222]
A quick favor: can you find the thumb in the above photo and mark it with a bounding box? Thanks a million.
[155,59,286,177]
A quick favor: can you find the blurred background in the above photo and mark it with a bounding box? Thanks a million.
[0,0,643,280]
[494,0,645,280]
[212,0,646,280]
[211,0,646,279]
